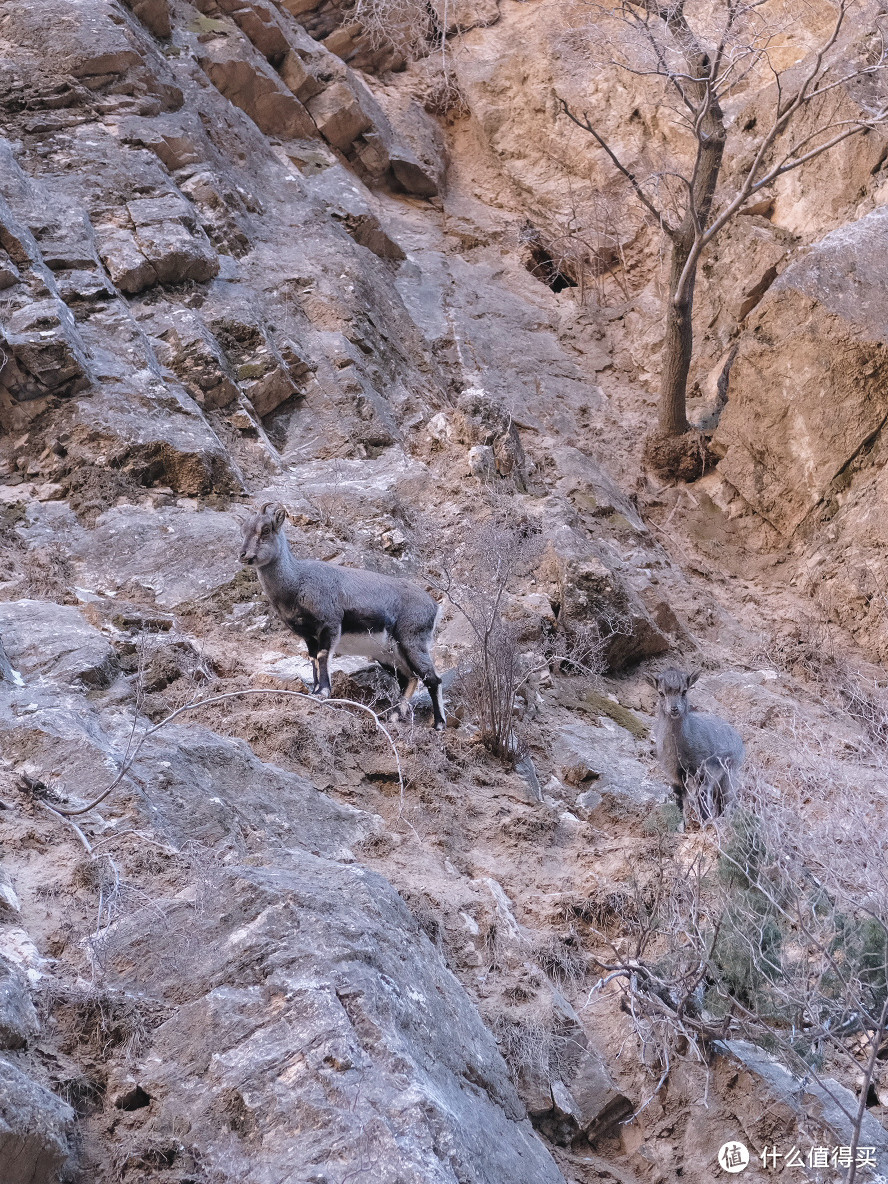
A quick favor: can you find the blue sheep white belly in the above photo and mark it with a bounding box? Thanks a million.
[337,629,398,664]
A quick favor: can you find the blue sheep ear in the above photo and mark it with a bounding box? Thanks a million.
[686,669,701,688]
[645,672,660,691]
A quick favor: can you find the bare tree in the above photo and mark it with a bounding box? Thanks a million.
[559,0,888,478]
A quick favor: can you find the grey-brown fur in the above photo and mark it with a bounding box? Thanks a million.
[240,502,445,729]
[648,668,744,823]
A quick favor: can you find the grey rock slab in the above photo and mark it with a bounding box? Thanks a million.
[0,957,38,1050]
[0,297,93,401]
[132,218,219,287]
[565,1050,633,1138]
[73,505,242,608]
[93,225,157,295]
[770,203,888,341]
[0,601,117,688]
[270,448,430,508]
[551,444,645,531]
[0,637,23,686]
[555,719,667,809]
[0,685,376,857]
[306,165,406,260]
[717,1039,888,1177]
[66,385,242,496]
[110,859,567,1184]
[0,1057,75,1184]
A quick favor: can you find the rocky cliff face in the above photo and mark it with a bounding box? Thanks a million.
[2,1,888,1183]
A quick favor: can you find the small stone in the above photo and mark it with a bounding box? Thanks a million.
[468,444,495,480]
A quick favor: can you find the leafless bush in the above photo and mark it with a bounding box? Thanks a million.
[543,616,611,682]
[840,671,888,755]
[490,1011,577,1086]
[123,629,216,719]
[590,781,888,1173]
[531,930,589,990]
[760,616,837,684]
[565,887,641,935]
[426,503,544,762]
[352,0,437,59]
[40,981,167,1063]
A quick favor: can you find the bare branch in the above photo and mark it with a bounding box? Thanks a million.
[557,96,674,232]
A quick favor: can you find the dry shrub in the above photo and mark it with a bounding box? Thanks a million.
[25,541,75,602]
[418,60,468,117]
[122,630,217,719]
[58,464,142,526]
[490,1012,576,1085]
[840,671,888,754]
[353,0,437,58]
[566,888,640,935]
[592,777,888,1168]
[763,616,837,684]
[426,501,544,762]
[531,931,588,990]
[40,982,168,1063]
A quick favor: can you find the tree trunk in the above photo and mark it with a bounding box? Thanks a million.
[655,12,727,441]
[658,237,696,436]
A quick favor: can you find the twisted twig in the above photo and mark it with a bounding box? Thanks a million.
[49,689,406,818]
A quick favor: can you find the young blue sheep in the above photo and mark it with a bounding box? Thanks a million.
[648,668,744,823]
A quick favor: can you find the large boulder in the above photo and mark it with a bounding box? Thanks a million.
[72,505,242,608]
[714,204,888,536]
[104,859,568,1184]
[0,601,117,688]
[64,384,242,497]
[0,298,92,401]
[0,956,38,1050]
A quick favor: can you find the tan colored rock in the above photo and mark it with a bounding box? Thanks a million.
[217,0,290,61]
[122,0,172,38]
[306,81,372,151]
[199,39,317,139]
[323,22,363,58]
[279,49,324,101]
[278,0,320,13]
[95,225,158,294]
[241,363,297,416]
[714,204,888,536]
